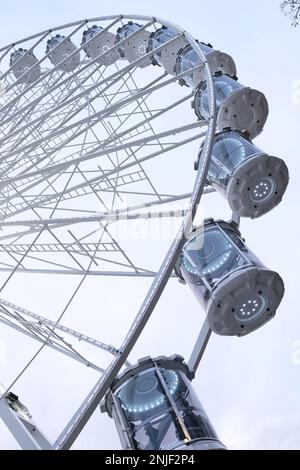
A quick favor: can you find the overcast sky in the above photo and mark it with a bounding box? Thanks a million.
[0,0,299,450]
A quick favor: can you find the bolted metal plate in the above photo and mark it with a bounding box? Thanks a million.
[11,53,41,84]
[206,267,284,337]
[160,36,188,75]
[217,87,269,139]
[84,31,120,66]
[193,51,236,89]
[122,30,152,67]
[226,153,289,219]
[49,39,80,72]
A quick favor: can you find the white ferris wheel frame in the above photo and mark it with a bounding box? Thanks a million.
[0,14,219,450]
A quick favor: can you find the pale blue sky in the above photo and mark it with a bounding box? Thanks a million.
[0,0,299,450]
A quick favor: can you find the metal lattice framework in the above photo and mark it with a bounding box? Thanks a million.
[0,14,218,450]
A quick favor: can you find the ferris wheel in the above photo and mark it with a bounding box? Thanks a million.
[0,14,289,450]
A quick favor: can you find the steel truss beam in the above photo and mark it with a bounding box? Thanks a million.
[0,298,128,372]
[0,121,206,185]
[0,133,207,223]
